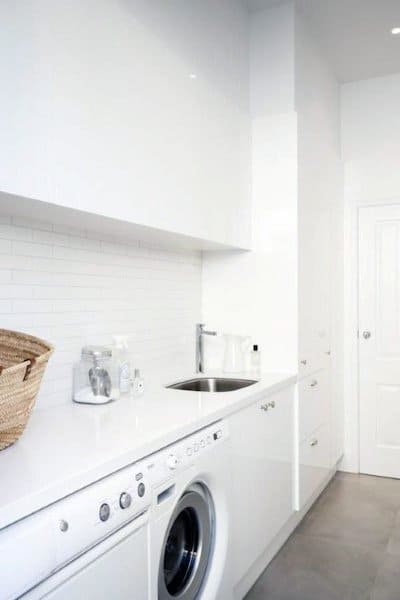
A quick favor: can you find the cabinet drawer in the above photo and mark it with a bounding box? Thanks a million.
[298,349,331,379]
[298,370,328,443]
[298,424,331,509]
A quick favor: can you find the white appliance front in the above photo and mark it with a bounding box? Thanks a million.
[148,421,233,600]
[24,518,148,600]
[0,457,151,599]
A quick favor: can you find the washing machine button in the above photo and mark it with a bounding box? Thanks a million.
[137,482,146,498]
[194,443,199,453]
[166,454,179,470]
[186,447,193,456]
[119,492,132,509]
[99,503,110,522]
[200,439,205,448]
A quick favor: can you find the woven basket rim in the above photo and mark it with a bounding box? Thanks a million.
[0,329,53,378]
[0,328,54,353]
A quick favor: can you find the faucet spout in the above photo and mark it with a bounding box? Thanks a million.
[196,323,217,373]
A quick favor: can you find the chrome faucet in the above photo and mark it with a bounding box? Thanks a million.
[196,323,217,373]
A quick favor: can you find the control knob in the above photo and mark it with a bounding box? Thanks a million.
[166,454,179,470]
[99,503,110,522]
[119,492,132,509]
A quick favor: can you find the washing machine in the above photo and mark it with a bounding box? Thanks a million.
[147,421,233,600]
[0,456,151,600]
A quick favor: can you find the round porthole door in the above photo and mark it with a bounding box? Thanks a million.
[158,485,213,599]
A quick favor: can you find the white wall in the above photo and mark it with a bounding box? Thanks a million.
[0,0,250,248]
[202,3,299,372]
[341,72,400,471]
[0,215,201,410]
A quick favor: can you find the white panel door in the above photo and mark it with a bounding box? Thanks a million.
[359,205,400,478]
[229,386,294,586]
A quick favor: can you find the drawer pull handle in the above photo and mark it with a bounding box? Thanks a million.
[300,359,307,365]
[310,380,318,387]
[268,400,275,409]
[310,439,318,447]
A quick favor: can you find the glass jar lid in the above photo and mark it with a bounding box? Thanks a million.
[81,345,112,359]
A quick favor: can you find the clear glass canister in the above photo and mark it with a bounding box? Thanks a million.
[73,345,120,404]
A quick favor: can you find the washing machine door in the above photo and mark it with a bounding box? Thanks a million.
[158,485,213,600]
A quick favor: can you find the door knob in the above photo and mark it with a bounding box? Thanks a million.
[362,331,371,339]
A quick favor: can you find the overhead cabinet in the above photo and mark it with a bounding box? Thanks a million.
[0,0,251,250]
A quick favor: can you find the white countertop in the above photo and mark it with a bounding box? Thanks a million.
[0,370,296,531]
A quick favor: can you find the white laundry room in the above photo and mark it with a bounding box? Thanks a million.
[1,1,400,599]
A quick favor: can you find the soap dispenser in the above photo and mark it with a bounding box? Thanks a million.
[249,344,261,376]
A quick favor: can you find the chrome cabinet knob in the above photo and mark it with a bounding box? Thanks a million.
[268,400,275,409]
[300,359,307,365]
[363,331,371,339]
[310,439,318,447]
[310,380,318,387]
[260,403,268,411]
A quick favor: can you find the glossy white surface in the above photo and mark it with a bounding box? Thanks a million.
[229,385,294,591]
[0,371,295,531]
[149,421,232,600]
[0,0,250,249]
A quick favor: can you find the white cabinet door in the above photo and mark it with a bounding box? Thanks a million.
[297,424,331,509]
[229,386,295,586]
[298,370,329,444]
[298,189,332,377]
[359,205,400,478]
[296,367,334,510]
[0,1,250,249]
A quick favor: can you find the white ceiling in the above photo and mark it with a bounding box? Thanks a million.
[243,0,400,82]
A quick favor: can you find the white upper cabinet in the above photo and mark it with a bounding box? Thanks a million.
[0,0,251,249]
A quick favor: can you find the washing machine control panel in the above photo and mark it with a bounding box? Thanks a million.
[148,421,229,486]
[50,460,150,570]
[1,457,151,600]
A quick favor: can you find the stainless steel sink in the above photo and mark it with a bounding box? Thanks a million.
[166,377,257,393]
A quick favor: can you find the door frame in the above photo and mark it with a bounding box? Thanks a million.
[344,197,400,473]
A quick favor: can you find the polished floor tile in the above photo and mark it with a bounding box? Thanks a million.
[245,472,400,600]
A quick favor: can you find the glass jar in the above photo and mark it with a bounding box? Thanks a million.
[73,345,120,404]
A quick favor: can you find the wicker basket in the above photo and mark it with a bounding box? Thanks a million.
[0,329,53,450]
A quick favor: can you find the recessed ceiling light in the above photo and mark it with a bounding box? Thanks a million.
[189,73,197,79]
[391,27,400,35]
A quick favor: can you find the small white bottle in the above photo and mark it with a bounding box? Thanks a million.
[250,344,261,376]
[132,369,144,397]
[113,335,131,396]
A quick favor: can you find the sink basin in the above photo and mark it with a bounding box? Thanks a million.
[166,377,257,392]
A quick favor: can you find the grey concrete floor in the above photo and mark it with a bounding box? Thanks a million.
[245,472,400,600]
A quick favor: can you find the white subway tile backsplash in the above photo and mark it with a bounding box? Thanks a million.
[0,217,201,408]
[0,239,12,254]
[13,240,53,258]
[0,285,33,299]
[0,224,33,241]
